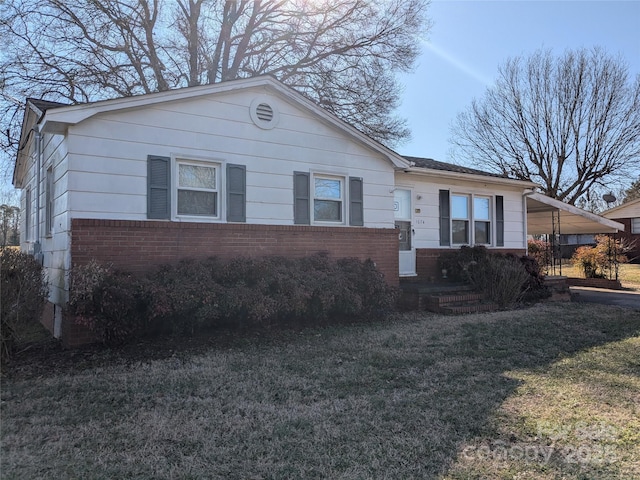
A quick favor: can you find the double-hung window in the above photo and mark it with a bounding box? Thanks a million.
[176,161,219,218]
[451,194,470,244]
[313,175,343,222]
[293,172,363,226]
[473,196,491,244]
[440,190,502,247]
[147,155,246,222]
[632,218,640,234]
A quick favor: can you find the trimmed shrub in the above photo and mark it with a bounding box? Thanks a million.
[148,254,398,332]
[438,248,549,306]
[68,260,148,344]
[571,235,629,278]
[69,254,398,342]
[527,239,551,272]
[437,245,489,282]
[1,249,48,360]
[519,255,551,302]
[467,254,531,307]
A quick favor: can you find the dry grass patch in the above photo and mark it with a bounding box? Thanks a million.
[2,303,639,479]
[558,263,640,290]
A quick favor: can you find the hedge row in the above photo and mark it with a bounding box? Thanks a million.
[69,254,398,344]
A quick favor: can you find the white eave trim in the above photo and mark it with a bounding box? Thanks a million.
[400,166,538,188]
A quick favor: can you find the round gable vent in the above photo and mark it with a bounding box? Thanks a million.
[256,103,274,122]
[250,97,279,129]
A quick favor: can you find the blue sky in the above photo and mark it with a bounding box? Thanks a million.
[396,0,640,164]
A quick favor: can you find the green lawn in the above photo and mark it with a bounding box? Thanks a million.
[2,304,639,479]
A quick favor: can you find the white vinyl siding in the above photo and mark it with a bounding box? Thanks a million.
[63,89,395,227]
[45,166,54,235]
[25,187,32,241]
[395,172,527,250]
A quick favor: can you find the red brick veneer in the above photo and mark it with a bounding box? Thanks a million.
[61,219,399,346]
[411,247,527,283]
[70,219,399,286]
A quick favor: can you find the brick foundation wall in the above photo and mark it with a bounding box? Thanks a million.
[566,277,622,290]
[410,248,527,283]
[70,219,399,285]
[63,219,399,346]
[62,315,96,347]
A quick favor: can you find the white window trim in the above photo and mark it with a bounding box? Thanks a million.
[311,172,346,225]
[451,193,470,245]
[451,193,494,246]
[473,195,492,246]
[631,218,640,234]
[172,157,223,222]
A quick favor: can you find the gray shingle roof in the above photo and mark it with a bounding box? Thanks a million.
[27,98,69,113]
[403,156,509,179]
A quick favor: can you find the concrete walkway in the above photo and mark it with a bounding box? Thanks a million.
[570,286,640,309]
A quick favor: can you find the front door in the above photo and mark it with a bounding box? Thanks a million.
[394,189,416,276]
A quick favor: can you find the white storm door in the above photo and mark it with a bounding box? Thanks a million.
[394,189,416,276]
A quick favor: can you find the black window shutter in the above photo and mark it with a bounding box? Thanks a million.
[439,189,450,246]
[349,177,364,226]
[496,195,504,247]
[147,155,170,219]
[293,172,310,225]
[227,164,246,222]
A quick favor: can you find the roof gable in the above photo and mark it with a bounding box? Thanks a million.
[602,198,640,219]
[32,76,410,169]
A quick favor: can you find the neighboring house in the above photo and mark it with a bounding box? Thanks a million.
[12,75,622,344]
[602,199,640,263]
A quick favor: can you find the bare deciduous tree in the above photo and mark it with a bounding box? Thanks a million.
[451,48,640,205]
[622,177,640,204]
[0,204,20,246]
[0,0,431,180]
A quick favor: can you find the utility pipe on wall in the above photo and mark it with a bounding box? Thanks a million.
[33,126,42,261]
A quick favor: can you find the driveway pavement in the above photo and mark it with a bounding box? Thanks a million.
[570,286,640,309]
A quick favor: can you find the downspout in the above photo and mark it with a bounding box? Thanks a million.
[33,126,43,263]
[523,190,535,254]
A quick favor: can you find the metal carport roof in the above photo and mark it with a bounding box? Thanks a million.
[526,192,625,235]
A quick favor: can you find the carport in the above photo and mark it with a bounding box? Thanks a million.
[526,192,625,275]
